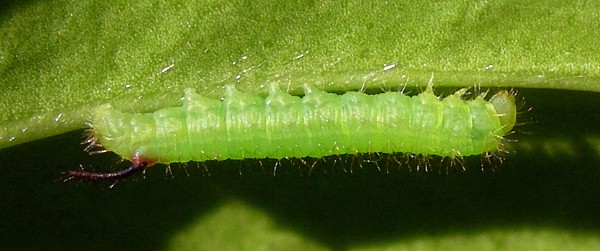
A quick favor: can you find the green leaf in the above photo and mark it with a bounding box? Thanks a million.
[167,200,329,251]
[1,0,599,148]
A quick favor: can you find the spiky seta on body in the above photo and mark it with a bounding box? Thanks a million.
[89,85,516,165]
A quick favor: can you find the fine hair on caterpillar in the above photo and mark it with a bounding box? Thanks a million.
[66,83,518,182]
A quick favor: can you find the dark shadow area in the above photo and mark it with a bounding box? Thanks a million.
[0,0,36,18]
[0,89,599,250]
[0,131,228,250]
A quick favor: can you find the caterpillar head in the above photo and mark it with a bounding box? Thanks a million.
[489,90,517,134]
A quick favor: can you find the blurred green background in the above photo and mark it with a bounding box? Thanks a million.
[1,0,599,250]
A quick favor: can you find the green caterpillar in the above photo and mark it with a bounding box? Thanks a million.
[71,84,517,180]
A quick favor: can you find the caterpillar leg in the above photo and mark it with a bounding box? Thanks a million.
[65,162,149,181]
[65,154,156,181]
